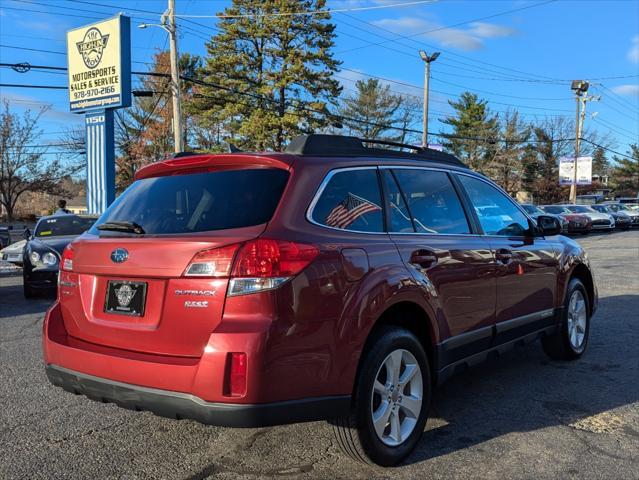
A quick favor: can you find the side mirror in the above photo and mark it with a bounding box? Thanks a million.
[536,215,561,236]
[23,228,31,240]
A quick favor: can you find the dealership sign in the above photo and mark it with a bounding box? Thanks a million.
[67,15,131,214]
[559,156,592,185]
[67,15,131,113]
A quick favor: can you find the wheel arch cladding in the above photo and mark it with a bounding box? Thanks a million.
[355,301,436,391]
[570,263,595,315]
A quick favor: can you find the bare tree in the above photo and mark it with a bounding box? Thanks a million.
[485,111,531,196]
[0,101,80,221]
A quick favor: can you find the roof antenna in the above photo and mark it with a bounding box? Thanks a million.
[228,143,242,153]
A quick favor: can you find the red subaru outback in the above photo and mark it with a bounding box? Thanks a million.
[44,135,597,466]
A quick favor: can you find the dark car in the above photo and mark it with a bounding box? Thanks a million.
[520,204,569,233]
[602,202,639,227]
[539,205,592,234]
[43,135,597,466]
[0,227,10,248]
[23,214,97,298]
[590,204,631,230]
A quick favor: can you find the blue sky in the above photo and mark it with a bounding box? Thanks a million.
[0,0,637,161]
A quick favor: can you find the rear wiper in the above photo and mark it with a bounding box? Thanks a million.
[97,221,145,235]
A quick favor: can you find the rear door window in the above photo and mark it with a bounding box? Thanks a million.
[381,170,414,233]
[91,168,289,235]
[311,169,384,233]
[392,169,471,234]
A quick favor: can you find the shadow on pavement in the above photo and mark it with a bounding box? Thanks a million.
[403,293,639,465]
[0,278,54,320]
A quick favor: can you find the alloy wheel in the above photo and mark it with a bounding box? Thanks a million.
[370,349,423,447]
[567,290,587,350]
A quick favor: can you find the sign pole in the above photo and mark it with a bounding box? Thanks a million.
[85,110,115,214]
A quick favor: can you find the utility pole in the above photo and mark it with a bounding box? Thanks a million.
[569,81,599,203]
[419,50,440,148]
[138,0,184,154]
[167,0,183,153]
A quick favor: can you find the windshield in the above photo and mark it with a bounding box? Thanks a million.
[568,205,594,213]
[90,168,289,235]
[522,205,543,215]
[542,206,567,214]
[35,216,96,237]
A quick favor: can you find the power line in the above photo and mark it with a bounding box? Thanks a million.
[0,64,632,147]
[173,0,439,18]
[0,83,67,89]
[580,139,635,161]
[335,1,562,82]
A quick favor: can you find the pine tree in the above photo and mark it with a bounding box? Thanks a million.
[611,144,639,195]
[191,0,342,151]
[440,92,499,173]
[591,147,610,177]
[338,79,402,140]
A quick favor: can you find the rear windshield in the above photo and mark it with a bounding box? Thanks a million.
[36,216,96,237]
[90,168,289,235]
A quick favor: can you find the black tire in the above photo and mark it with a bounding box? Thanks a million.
[23,278,35,298]
[542,278,590,360]
[332,326,431,466]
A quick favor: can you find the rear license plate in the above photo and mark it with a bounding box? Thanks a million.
[104,280,147,316]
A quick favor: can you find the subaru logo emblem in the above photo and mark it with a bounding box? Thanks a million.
[111,248,128,263]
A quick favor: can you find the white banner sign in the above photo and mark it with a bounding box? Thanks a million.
[559,156,592,185]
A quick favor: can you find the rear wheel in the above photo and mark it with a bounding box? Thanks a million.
[542,278,590,360]
[332,326,431,466]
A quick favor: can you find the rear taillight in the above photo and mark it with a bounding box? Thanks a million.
[226,352,247,397]
[61,244,74,271]
[184,239,318,296]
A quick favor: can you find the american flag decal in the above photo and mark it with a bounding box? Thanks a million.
[325,192,381,229]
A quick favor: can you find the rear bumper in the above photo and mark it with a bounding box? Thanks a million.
[43,300,352,426]
[46,364,350,427]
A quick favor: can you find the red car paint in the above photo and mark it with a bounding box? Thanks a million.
[43,146,597,425]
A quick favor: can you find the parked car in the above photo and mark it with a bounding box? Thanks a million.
[602,202,639,227]
[43,135,597,466]
[23,214,97,297]
[539,205,592,234]
[590,204,631,230]
[0,239,26,266]
[564,205,615,232]
[520,204,569,233]
[0,227,10,248]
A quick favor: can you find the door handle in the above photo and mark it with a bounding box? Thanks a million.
[495,248,513,264]
[410,249,438,268]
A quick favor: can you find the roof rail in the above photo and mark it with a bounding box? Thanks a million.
[285,134,466,168]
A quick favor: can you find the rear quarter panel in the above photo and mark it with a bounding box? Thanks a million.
[255,159,439,400]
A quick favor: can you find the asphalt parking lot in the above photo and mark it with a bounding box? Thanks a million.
[1,231,638,480]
